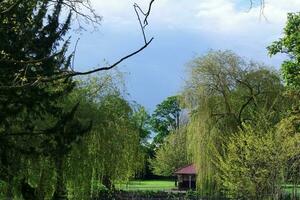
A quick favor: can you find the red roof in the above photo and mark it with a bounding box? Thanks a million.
[174,164,197,175]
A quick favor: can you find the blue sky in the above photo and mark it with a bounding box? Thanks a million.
[72,0,300,112]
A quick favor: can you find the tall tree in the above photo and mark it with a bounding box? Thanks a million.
[151,95,182,145]
[62,75,145,198]
[0,0,155,198]
[132,104,152,147]
[268,12,300,90]
[268,12,300,198]
[183,50,287,195]
[0,1,77,199]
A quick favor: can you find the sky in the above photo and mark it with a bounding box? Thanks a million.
[72,0,300,112]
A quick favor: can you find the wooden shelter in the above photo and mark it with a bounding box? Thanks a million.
[174,164,197,190]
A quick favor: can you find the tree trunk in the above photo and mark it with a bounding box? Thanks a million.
[52,156,67,200]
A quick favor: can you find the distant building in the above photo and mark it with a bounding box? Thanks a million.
[174,164,197,190]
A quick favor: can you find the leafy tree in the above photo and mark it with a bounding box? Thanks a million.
[0,1,79,199]
[132,104,152,147]
[8,73,146,200]
[216,112,300,199]
[150,127,189,176]
[268,12,300,90]
[217,125,284,199]
[64,75,145,198]
[131,104,157,178]
[151,96,182,145]
[268,13,300,198]
[0,0,154,199]
[276,113,300,198]
[183,50,288,195]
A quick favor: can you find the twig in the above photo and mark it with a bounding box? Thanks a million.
[71,38,80,71]
[0,0,155,89]
[134,4,147,44]
[133,0,155,44]
[68,38,154,76]
[55,0,155,77]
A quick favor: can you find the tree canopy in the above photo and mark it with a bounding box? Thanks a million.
[268,12,300,90]
[151,95,182,145]
[183,50,289,196]
[150,127,189,176]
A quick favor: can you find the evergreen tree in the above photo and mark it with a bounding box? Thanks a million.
[0,1,87,199]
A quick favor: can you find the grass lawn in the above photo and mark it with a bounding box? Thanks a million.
[116,180,176,191]
[282,184,300,196]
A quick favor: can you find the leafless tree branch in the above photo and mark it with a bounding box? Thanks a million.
[0,0,155,89]
[51,0,102,28]
[44,0,155,78]
[67,38,154,77]
[247,0,267,20]
[0,0,102,26]
[134,0,155,45]
[71,38,80,71]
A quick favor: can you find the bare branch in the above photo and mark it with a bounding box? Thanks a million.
[246,0,267,20]
[71,38,80,71]
[68,38,154,77]
[52,0,102,27]
[0,0,155,89]
[134,0,155,44]
[0,0,102,26]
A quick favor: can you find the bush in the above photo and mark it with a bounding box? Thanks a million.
[216,125,284,199]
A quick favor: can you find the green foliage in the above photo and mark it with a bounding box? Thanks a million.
[63,74,145,199]
[151,96,182,145]
[183,50,287,195]
[150,128,189,176]
[215,112,300,200]
[0,1,79,199]
[0,1,147,199]
[276,113,300,186]
[184,50,285,130]
[268,12,300,89]
[186,109,219,195]
[132,104,152,146]
[217,125,284,199]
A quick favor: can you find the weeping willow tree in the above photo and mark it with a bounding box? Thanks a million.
[11,73,145,200]
[63,73,145,199]
[183,50,288,195]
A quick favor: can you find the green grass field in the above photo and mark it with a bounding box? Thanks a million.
[282,184,300,196]
[116,180,300,196]
[116,180,175,191]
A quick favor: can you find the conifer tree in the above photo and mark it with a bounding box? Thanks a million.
[0,1,86,199]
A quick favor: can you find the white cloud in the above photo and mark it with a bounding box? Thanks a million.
[88,0,300,66]
[76,0,300,110]
[90,0,300,32]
